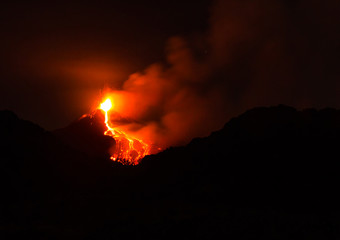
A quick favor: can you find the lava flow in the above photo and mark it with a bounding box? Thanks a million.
[98,98,150,165]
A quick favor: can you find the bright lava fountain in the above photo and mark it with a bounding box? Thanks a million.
[98,98,150,165]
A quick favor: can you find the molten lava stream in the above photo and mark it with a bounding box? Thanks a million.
[99,98,150,165]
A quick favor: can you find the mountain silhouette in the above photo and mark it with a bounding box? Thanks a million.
[53,109,115,159]
[0,105,339,239]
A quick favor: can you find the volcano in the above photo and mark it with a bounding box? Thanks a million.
[54,98,151,165]
[0,105,339,239]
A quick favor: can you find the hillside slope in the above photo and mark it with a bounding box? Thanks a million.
[0,105,339,239]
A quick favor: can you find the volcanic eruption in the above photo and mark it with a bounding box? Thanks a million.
[97,98,150,165]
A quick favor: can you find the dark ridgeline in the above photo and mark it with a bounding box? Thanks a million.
[0,105,339,239]
[53,110,115,160]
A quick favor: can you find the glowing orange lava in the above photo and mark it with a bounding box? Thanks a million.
[98,98,150,165]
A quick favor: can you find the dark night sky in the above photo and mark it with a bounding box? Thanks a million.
[0,0,211,129]
[1,0,339,140]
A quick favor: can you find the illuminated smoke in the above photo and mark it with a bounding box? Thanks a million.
[101,0,340,150]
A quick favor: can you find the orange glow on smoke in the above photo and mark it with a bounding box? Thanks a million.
[98,98,150,165]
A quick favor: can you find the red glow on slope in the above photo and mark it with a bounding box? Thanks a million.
[98,98,150,165]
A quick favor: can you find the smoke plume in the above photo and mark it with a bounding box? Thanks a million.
[104,0,340,149]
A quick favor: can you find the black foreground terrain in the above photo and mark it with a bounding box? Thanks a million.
[0,105,339,239]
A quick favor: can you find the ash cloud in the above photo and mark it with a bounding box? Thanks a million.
[107,0,340,149]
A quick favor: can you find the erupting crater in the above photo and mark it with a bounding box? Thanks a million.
[97,98,150,165]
